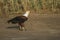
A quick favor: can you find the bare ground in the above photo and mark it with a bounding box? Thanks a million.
[0,12,60,40]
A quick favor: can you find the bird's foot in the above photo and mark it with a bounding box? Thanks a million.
[19,27,27,31]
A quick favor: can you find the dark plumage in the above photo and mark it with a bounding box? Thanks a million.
[8,16,28,24]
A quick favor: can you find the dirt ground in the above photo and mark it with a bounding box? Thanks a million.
[0,12,60,40]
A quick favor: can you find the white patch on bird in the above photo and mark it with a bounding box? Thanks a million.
[23,11,30,17]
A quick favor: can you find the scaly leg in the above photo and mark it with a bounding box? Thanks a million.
[18,23,25,31]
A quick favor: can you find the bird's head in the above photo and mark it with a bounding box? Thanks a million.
[23,11,30,17]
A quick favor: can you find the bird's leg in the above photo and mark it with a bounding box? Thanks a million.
[18,23,21,30]
[18,23,25,31]
[19,26,21,30]
[20,23,25,31]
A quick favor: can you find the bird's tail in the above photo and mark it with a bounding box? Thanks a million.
[7,20,11,23]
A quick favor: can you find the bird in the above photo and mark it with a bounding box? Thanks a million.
[7,11,30,31]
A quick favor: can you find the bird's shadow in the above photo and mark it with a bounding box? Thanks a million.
[6,26,20,30]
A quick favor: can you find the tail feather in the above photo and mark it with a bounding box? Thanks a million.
[7,18,18,24]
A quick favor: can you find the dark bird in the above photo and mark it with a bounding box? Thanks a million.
[8,11,30,31]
